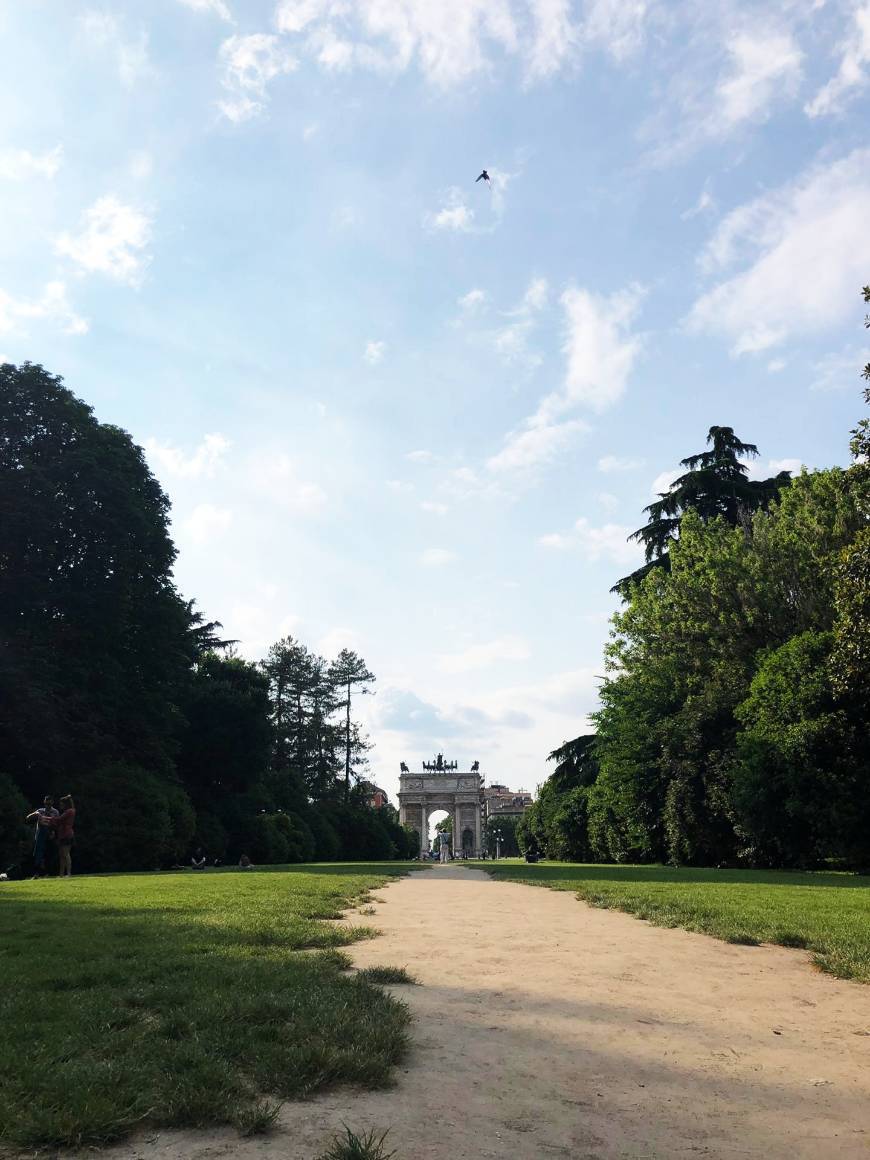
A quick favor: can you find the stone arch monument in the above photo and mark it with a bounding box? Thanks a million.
[398,754,483,858]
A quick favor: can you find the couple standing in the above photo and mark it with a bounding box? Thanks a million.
[26,795,76,877]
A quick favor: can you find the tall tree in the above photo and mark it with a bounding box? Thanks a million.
[614,426,791,592]
[0,362,195,792]
[328,649,375,802]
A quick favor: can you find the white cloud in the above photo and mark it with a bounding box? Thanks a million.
[487,419,587,474]
[531,283,645,418]
[458,287,487,312]
[715,31,803,131]
[597,491,620,513]
[386,479,414,494]
[275,1,330,34]
[645,24,803,163]
[405,449,438,463]
[145,433,231,480]
[270,0,641,88]
[178,0,233,20]
[79,10,151,88]
[317,626,362,657]
[538,531,573,549]
[582,0,647,62]
[427,189,474,232]
[744,456,804,480]
[420,548,456,567]
[438,635,530,674]
[56,196,152,286]
[129,150,153,180]
[0,146,63,181]
[598,454,644,473]
[302,122,319,140]
[490,275,549,365]
[256,457,327,513]
[182,503,233,546]
[519,276,549,312]
[688,149,870,354]
[574,518,641,565]
[766,457,803,476]
[650,466,682,495]
[811,346,870,391]
[767,358,787,373]
[538,515,642,564]
[806,2,870,117]
[681,186,714,220]
[0,281,88,338]
[218,33,297,121]
[526,0,577,80]
[364,339,386,365]
[420,501,449,515]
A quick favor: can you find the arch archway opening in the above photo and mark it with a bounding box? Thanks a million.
[428,809,450,853]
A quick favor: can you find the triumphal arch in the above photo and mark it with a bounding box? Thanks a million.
[397,754,483,858]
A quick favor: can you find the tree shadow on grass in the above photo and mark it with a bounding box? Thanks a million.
[484,862,870,889]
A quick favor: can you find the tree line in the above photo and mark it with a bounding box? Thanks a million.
[519,287,870,870]
[0,362,418,872]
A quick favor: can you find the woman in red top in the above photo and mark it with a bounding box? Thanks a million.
[46,795,76,877]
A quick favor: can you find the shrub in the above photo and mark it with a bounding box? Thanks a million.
[0,773,30,870]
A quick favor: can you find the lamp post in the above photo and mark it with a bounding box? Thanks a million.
[493,827,503,860]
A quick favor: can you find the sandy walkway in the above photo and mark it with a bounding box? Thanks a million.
[103,866,870,1160]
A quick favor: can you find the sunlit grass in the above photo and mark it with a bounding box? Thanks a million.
[482,861,870,982]
[0,864,417,1149]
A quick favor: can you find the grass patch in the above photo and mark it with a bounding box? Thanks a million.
[316,1126,397,1160]
[357,966,418,986]
[481,862,870,982]
[0,863,417,1149]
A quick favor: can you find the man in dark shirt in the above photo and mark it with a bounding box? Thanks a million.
[25,796,59,877]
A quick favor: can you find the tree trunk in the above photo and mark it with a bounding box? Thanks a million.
[344,679,351,802]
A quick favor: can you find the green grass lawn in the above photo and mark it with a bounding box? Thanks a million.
[0,863,418,1150]
[479,861,870,983]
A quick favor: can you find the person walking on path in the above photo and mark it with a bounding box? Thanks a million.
[25,796,59,877]
[44,795,76,877]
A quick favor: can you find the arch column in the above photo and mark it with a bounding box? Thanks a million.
[421,803,427,859]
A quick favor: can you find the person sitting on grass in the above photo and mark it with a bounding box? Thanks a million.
[238,853,254,869]
[191,847,207,870]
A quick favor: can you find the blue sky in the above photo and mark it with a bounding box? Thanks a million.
[2,0,869,799]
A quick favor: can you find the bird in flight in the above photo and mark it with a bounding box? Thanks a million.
[475,169,490,184]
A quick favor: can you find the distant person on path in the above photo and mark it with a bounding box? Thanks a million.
[25,796,59,877]
[191,847,207,870]
[43,796,75,877]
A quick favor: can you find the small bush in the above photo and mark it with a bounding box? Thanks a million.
[316,1127,397,1160]
[357,966,417,986]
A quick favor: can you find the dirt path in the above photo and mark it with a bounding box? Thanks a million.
[104,866,870,1160]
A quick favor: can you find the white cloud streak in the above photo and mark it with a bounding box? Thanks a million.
[218,33,297,121]
[688,148,870,354]
[364,340,386,365]
[421,547,457,567]
[438,635,530,674]
[144,433,232,480]
[0,282,88,338]
[56,196,152,286]
[178,0,234,20]
[805,2,870,117]
[79,10,151,88]
[0,146,63,181]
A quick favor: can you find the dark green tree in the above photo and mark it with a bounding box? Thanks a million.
[0,363,196,797]
[615,426,791,592]
[328,649,376,801]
